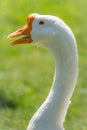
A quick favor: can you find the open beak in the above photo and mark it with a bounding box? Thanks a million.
[7,14,35,45]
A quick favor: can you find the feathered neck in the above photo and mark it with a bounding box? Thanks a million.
[42,33,78,125]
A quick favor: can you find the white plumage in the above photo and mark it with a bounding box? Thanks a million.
[8,13,78,130]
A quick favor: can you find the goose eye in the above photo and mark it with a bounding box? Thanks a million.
[39,21,45,25]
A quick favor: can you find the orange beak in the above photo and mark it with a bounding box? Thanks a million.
[7,14,35,45]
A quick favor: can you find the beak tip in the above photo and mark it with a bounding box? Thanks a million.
[7,35,12,39]
[7,36,9,39]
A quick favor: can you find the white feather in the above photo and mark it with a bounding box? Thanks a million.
[27,14,78,130]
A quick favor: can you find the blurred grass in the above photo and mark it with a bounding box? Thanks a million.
[0,0,87,130]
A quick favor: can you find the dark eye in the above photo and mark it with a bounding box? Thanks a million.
[39,21,45,25]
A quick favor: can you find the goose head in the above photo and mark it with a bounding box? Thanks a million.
[7,13,68,47]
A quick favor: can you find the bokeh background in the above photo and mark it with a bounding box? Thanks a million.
[0,0,87,130]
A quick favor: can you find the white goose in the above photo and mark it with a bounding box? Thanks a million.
[8,13,78,130]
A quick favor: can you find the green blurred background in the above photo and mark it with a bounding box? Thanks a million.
[0,0,87,130]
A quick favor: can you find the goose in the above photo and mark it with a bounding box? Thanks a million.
[7,13,78,130]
